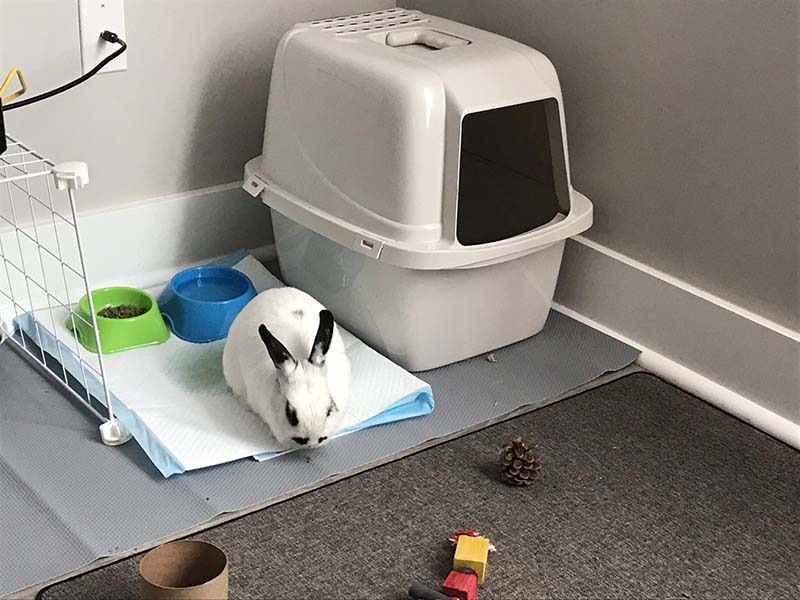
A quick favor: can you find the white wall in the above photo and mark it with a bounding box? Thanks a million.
[1,0,394,214]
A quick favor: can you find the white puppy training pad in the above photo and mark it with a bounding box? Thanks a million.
[14,251,434,476]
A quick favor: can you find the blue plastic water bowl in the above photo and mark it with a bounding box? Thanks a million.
[158,266,256,343]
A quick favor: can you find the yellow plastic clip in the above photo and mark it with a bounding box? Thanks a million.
[1,67,27,104]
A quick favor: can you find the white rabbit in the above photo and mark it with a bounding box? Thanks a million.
[223,287,351,448]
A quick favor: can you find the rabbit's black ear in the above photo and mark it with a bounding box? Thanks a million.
[259,324,297,374]
[309,310,334,367]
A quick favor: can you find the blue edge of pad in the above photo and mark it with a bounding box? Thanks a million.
[14,249,435,477]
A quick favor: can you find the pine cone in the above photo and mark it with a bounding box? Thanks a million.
[500,436,541,486]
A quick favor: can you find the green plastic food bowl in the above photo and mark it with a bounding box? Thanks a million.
[67,287,170,354]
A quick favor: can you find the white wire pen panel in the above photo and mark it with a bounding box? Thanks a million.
[0,134,129,445]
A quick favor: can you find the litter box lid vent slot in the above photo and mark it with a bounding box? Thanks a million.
[456,98,570,247]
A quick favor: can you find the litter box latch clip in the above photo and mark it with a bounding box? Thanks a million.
[243,173,268,197]
[354,233,384,259]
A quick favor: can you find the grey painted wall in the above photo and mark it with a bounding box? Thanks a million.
[1,0,394,212]
[405,0,799,328]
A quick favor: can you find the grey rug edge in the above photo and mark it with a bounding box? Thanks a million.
[16,364,644,600]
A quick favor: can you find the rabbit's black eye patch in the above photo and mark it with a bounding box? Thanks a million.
[285,401,299,427]
[292,437,309,446]
[318,437,327,444]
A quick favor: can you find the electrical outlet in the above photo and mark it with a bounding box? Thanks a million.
[78,0,127,75]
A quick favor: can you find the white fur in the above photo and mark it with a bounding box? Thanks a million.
[223,287,351,448]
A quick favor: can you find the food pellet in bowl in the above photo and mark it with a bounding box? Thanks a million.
[98,304,147,319]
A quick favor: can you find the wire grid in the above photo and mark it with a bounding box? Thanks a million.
[0,134,114,424]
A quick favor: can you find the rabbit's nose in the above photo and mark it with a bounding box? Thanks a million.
[291,436,309,446]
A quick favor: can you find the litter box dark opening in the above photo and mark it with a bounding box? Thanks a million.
[456,98,569,246]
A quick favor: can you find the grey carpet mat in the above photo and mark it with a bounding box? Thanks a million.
[0,311,637,597]
[38,374,800,600]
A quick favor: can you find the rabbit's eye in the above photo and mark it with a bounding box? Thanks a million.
[318,437,327,444]
[292,437,309,446]
[285,401,299,427]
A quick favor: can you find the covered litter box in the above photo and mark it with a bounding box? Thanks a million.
[244,8,593,371]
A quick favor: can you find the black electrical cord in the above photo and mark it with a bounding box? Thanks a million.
[4,31,126,111]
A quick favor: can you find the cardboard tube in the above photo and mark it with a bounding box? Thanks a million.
[140,541,228,600]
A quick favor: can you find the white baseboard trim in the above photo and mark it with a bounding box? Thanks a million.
[554,236,800,450]
[572,236,799,341]
[553,302,800,450]
[106,242,277,293]
[78,182,276,286]
[0,182,275,328]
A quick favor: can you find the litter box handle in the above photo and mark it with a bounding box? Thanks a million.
[386,29,470,51]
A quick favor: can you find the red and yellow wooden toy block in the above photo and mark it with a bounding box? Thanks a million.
[453,535,490,584]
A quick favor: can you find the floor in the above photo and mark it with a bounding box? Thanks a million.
[39,373,800,599]
[1,309,638,598]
